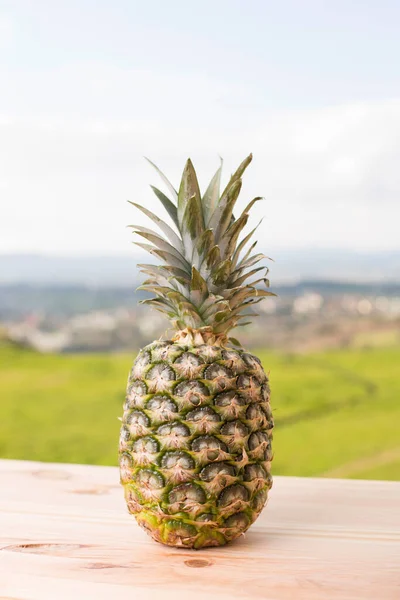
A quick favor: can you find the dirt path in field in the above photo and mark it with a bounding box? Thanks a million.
[322,447,400,478]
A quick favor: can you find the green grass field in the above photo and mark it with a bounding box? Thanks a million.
[0,343,399,480]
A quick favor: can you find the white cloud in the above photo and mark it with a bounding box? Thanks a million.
[0,14,13,46]
[1,91,399,255]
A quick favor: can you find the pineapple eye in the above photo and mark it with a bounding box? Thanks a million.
[132,436,159,454]
[168,483,206,505]
[146,363,176,381]
[174,352,204,366]
[120,426,130,442]
[149,341,169,353]
[248,432,272,460]
[193,345,222,361]
[245,404,267,422]
[196,513,215,522]
[220,350,246,372]
[185,406,221,423]
[119,452,133,469]
[236,374,260,389]
[262,404,274,429]
[243,464,267,482]
[199,462,235,482]
[145,363,177,393]
[119,452,134,484]
[131,351,152,378]
[174,380,209,398]
[248,431,269,450]
[146,396,178,419]
[224,512,250,530]
[218,484,249,506]
[127,410,150,427]
[125,380,148,409]
[204,363,233,380]
[150,341,178,361]
[124,486,143,513]
[173,380,210,407]
[126,410,150,436]
[160,451,195,470]
[214,391,246,408]
[191,435,227,453]
[135,469,165,489]
[156,422,191,437]
[261,382,271,401]
[252,488,269,512]
[221,350,241,362]
[127,380,147,396]
[220,420,249,437]
[241,353,262,369]
[133,351,151,367]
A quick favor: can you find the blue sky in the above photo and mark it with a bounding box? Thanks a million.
[1,0,399,255]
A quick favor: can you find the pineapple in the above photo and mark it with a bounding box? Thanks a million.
[119,154,275,548]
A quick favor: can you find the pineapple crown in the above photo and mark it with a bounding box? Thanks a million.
[129,154,275,341]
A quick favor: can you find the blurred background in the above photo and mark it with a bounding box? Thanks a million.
[1,0,399,480]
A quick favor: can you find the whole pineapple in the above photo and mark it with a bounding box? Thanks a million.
[120,154,275,548]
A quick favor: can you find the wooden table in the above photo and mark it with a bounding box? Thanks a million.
[0,460,399,600]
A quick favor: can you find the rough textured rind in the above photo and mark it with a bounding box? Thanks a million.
[119,339,273,549]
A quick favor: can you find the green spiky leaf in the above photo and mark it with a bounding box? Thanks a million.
[150,186,179,229]
[220,154,253,199]
[202,161,222,221]
[178,159,203,227]
[129,154,275,334]
[145,158,178,201]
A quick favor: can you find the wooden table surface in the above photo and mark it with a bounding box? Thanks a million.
[0,460,399,600]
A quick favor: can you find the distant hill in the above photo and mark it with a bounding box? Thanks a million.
[0,249,400,285]
[1,280,399,321]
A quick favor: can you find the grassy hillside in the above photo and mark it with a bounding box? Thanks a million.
[0,344,399,480]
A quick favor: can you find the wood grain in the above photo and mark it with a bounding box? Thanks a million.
[0,459,399,599]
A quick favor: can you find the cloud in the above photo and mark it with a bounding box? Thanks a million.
[0,87,399,255]
[0,14,14,47]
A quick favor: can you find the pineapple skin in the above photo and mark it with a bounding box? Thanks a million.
[119,339,273,549]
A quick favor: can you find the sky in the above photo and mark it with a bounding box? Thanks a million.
[1,0,400,257]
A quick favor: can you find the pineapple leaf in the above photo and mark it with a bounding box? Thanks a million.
[134,243,190,272]
[220,213,249,258]
[191,266,208,295]
[209,179,242,240]
[182,194,205,244]
[137,263,190,283]
[138,284,176,297]
[150,186,179,229]
[129,201,181,248]
[202,160,222,220]
[211,259,232,286]
[239,196,263,219]
[178,159,203,227]
[232,219,263,267]
[233,252,267,274]
[133,230,187,266]
[145,158,178,201]
[140,297,175,310]
[190,266,208,307]
[205,245,221,270]
[132,154,275,335]
[229,266,267,287]
[219,154,253,200]
[197,229,215,255]
[201,298,230,319]
[236,241,258,267]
